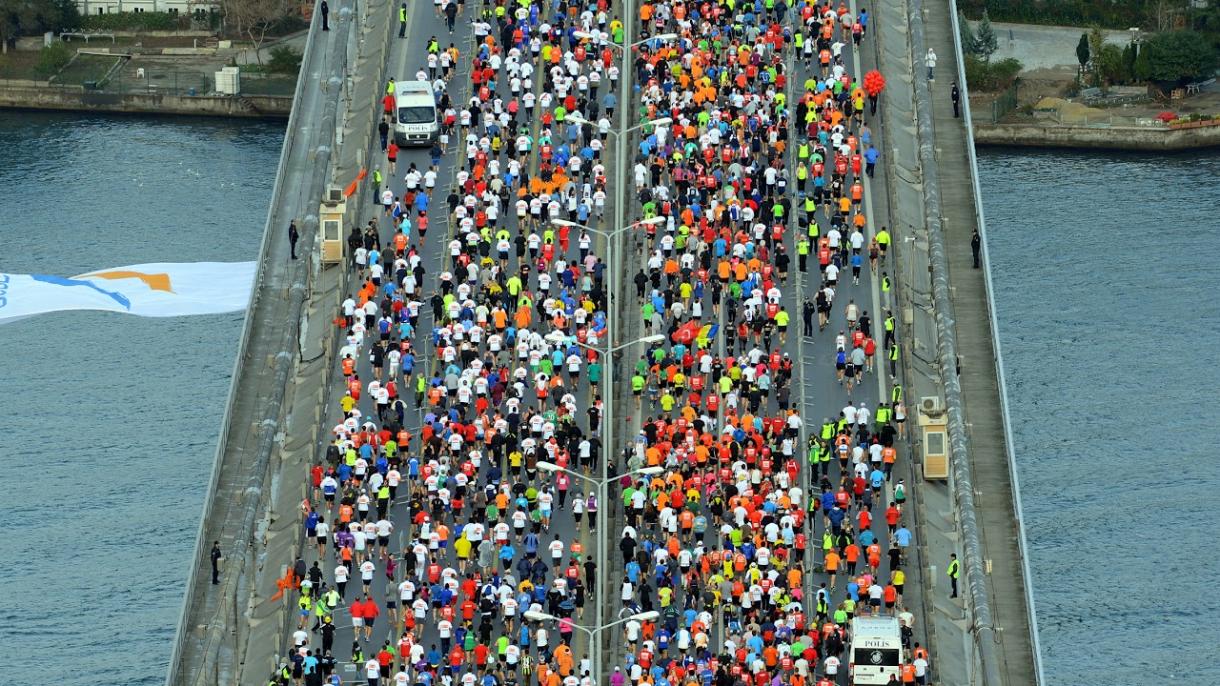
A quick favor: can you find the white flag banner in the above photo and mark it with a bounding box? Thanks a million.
[0,261,257,324]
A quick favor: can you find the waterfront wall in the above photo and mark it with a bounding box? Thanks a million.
[0,83,290,118]
[973,121,1220,150]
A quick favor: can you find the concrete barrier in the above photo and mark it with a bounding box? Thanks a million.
[973,122,1220,150]
[160,47,219,56]
[0,85,291,118]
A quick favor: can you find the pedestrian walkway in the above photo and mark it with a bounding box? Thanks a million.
[922,2,1037,684]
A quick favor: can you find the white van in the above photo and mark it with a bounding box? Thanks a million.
[393,80,439,146]
[849,616,903,685]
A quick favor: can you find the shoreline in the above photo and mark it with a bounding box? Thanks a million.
[5,81,1217,149]
[0,83,291,119]
[971,120,1220,150]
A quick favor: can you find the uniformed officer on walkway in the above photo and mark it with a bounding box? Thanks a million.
[288,220,299,260]
[210,541,222,584]
[947,553,960,598]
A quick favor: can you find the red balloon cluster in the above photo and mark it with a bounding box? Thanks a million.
[864,70,886,97]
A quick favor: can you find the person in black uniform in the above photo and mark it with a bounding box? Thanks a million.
[210,541,222,584]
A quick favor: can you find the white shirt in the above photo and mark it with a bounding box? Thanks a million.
[824,656,840,675]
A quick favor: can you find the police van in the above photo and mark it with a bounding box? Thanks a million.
[393,80,439,146]
[849,616,902,685]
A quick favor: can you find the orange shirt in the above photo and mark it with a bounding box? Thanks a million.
[824,550,841,572]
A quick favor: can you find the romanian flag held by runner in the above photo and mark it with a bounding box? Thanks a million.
[695,323,719,349]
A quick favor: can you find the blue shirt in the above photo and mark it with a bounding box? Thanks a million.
[895,527,913,547]
[870,469,886,489]
[820,491,836,511]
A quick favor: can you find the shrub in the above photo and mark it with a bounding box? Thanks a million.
[34,42,73,77]
[964,55,1023,91]
[266,44,301,74]
[80,11,186,32]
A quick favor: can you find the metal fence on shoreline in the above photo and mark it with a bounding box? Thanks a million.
[989,80,1019,124]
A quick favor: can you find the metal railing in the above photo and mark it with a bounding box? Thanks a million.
[1038,110,1164,128]
[948,3,1048,684]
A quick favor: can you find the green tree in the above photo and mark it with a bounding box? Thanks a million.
[32,38,69,75]
[972,10,998,62]
[1076,33,1090,72]
[1087,27,1106,87]
[1095,43,1126,90]
[1134,42,1153,81]
[1121,43,1137,83]
[958,11,974,55]
[0,0,77,54]
[1140,30,1217,85]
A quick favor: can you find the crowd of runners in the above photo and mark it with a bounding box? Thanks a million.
[269,0,933,685]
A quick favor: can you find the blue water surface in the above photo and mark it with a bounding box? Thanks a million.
[979,148,1220,686]
[0,111,282,685]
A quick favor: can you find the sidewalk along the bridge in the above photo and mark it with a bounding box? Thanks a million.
[874,0,1044,683]
[233,0,400,682]
[166,1,358,684]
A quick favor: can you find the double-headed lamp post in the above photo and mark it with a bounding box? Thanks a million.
[532,461,664,681]
[523,609,660,682]
[563,114,672,247]
[549,216,665,476]
[552,215,666,399]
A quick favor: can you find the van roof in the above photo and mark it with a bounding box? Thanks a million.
[851,616,900,632]
[395,80,433,96]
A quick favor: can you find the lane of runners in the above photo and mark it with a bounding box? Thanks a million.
[274,0,933,685]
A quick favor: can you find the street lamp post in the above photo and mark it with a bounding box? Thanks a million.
[534,464,664,681]
[550,215,665,477]
[568,24,678,679]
